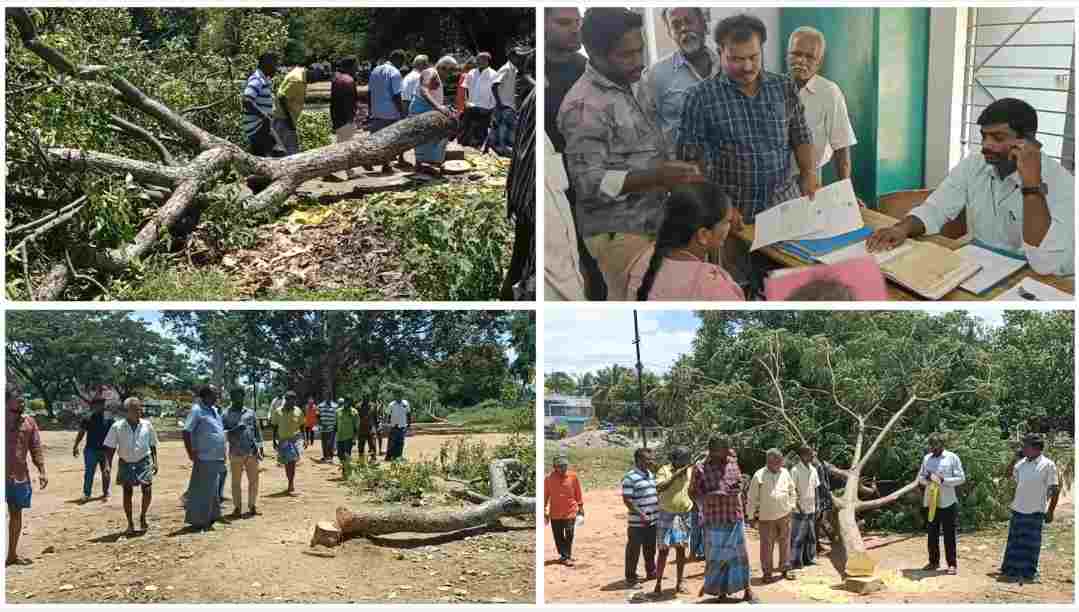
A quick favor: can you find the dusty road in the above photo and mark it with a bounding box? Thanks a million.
[6,430,534,603]
[544,488,1074,604]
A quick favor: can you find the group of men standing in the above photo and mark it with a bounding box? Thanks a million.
[544,433,1063,602]
[241,47,530,168]
[4,381,416,566]
[545,7,1074,301]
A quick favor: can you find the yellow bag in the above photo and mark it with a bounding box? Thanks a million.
[927,481,940,522]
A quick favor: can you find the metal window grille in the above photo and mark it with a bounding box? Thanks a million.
[960,7,1075,171]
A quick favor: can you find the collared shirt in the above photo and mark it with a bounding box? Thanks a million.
[544,133,586,301]
[917,450,966,508]
[909,152,1074,275]
[336,407,359,441]
[544,470,583,520]
[222,408,262,458]
[545,52,587,152]
[748,466,797,521]
[330,71,358,130]
[242,68,274,138]
[791,74,858,175]
[80,411,115,450]
[184,404,226,462]
[1011,454,1059,514]
[791,461,820,514]
[6,413,43,482]
[466,67,499,110]
[401,70,421,102]
[621,467,658,526]
[273,67,307,122]
[656,464,694,513]
[389,400,410,428]
[559,62,667,238]
[104,418,158,463]
[691,456,744,525]
[318,401,337,431]
[271,405,305,440]
[637,47,722,151]
[370,62,404,120]
[494,62,519,109]
[678,70,812,220]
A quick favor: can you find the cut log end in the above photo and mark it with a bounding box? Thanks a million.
[844,576,883,594]
[311,520,341,548]
[845,551,878,577]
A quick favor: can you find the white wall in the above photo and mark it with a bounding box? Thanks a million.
[925,8,966,187]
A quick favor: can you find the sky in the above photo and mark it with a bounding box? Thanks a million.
[544,308,1006,377]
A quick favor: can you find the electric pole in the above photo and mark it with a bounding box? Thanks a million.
[633,311,647,448]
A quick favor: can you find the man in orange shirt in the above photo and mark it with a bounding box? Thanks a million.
[544,455,583,567]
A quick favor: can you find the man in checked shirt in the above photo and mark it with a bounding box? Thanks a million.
[678,14,818,289]
[690,436,758,603]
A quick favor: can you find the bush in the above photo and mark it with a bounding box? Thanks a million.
[350,460,436,502]
[296,110,333,151]
[438,433,536,497]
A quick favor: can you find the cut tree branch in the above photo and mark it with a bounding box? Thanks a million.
[108,113,177,166]
[855,478,920,512]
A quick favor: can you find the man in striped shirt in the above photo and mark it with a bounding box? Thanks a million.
[317,399,338,463]
[242,53,279,156]
[622,447,658,589]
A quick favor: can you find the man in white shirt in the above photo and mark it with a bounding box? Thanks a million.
[1000,434,1060,581]
[460,52,499,147]
[868,98,1074,275]
[385,398,411,461]
[789,446,820,569]
[916,433,966,574]
[401,54,429,106]
[786,26,863,205]
[747,448,797,582]
[103,397,159,535]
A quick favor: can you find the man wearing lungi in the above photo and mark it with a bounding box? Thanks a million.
[789,446,820,569]
[271,391,307,495]
[1000,434,1060,582]
[691,437,758,603]
[104,397,159,535]
[182,386,226,530]
[653,446,694,595]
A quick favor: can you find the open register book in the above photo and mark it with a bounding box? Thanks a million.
[818,239,982,300]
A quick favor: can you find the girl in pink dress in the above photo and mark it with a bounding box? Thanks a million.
[627,183,745,301]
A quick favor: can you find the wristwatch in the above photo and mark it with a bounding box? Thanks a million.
[1021,182,1048,196]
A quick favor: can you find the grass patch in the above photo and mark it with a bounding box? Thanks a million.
[446,401,532,433]
[110,262,241,301]
[544,443,635,491]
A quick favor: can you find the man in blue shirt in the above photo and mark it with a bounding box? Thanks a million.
[367,49,409,174]
[183,385,227,530]
[72,397,114,503]
[222,386,263,518]
[318,398,338,463]
[241,53,279,156]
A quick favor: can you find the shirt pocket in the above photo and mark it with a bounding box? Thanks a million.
[660,87,689,128]
[762,101,788,148]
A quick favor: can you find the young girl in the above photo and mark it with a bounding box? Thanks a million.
[627,183,745,301]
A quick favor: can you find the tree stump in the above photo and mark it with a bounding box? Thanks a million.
[844,576,883,594]
[310,521,341,548]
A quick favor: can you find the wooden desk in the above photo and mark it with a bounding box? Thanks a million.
[734,208,1074,301]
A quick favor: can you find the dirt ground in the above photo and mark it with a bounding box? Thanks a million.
[544,488,1074,605]
[5,430,534,604]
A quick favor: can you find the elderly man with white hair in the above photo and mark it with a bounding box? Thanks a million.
[410,55,460,175]
[786,26,862,205]
[748,448,797,582]
[103,397,159,535]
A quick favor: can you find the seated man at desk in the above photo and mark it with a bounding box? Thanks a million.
[867,98,1074,276]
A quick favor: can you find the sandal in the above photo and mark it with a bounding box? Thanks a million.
[6,557,33,566]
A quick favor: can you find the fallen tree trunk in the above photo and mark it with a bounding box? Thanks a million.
[8,8,460,300]
[326,458,534,542]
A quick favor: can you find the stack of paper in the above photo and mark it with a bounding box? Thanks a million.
[817,240,915,266]
[750,179,863,251]
[878,241,982,300]
[956,244,1028,295]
